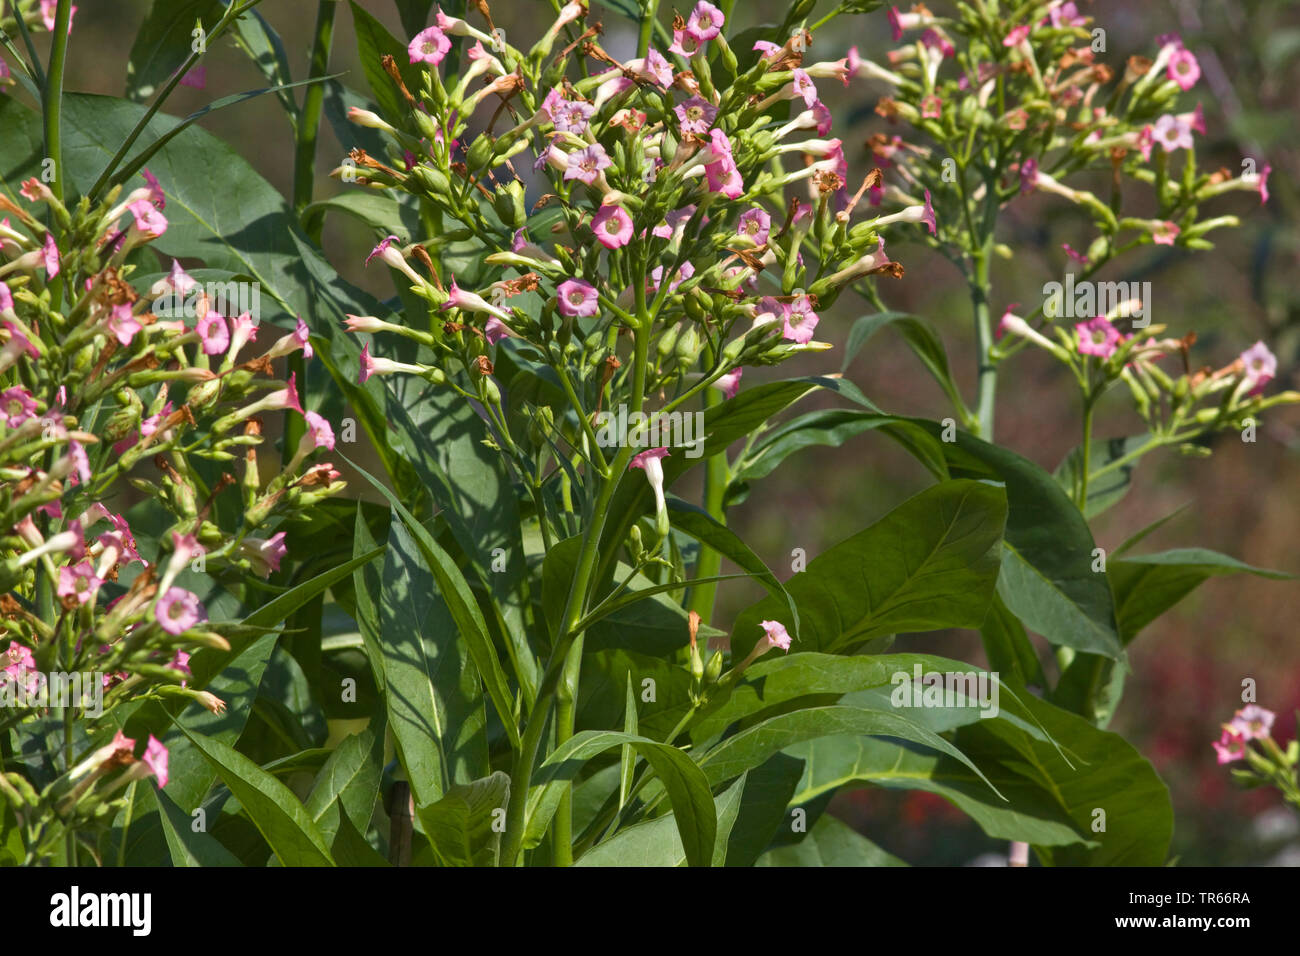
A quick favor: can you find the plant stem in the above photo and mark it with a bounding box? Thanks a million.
[500,323,652,867]
[971,251,997,440]
[1077,391,1094,509]
[42,0,72,205]
[638,0,660,58]
[687,380,727,624]
[294,0,338,218]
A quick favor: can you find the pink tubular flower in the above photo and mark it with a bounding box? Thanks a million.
[630,447,670,526]
[1167,46,1200,91]
[40,0,76,33]
[106,303,141,346]
[782,295,819,344]
[1019,157,1039,195]
[1256,164,1272,205]
[128,200,168,239]
[142,168,165,208]
[557,278,599,318]
[484,317,514,345]
[1151,221,1180,246]
[168,650,192,685]
[736,208,771,245]
[3,641,35,681]
[1152,114,1192,152]
[1075,316,1122,359]
[240,532,288,577]
[791,69,819,109]
[712,367,743,400]
[155,588,206,635]
[304,410,335,450]
[758,620,793,653]
[592,204,634,250]
[686,2,724,42]
[58,561,102,605]
[673,96,718,135]
[919,189,937,234]
[364,234,401,266]
[649,261,694,294]
[196,310,229,356]
[551,98,594,134]
[1,386,37,426]
[143,736,169,789]
[0,280,11,313]
[921,95,942,119]
[179,66,206,89]
[1239,341,1277,395]
[1230,705,1275,741]
[43,233,60,278]
[564,144,612,185]
[1003,24,1031,47]
[995,304,1021,340]
[1212,725,1248,765]
[409,26,451,65]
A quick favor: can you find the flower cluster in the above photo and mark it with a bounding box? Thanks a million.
[0,168,344,856]
[337,0,932,512]
[1214,705,1300,814]
[848,2,1297,445]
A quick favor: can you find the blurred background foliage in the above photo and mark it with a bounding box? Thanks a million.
[11,0,1296,864]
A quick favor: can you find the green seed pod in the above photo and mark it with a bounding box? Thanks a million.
[675,326,701,367]
[704,648,724,684]
[657,322,681,359]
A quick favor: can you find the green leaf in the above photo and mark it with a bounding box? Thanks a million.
[575,772,746,867]
[731,480,1007,658]
[731,408,892,486]
[394,0,437,39]
[722,753,806,867]
[756,814,906,866]
[174,725,335,866]
[350,1,423,122]
[1054,434,1150,518]
[842,312,968,418]
[237,547,383,649]
[126,0,224,101]
[666,498,801,638]
[972,693,1173,866]
[152,786,243,866]
[526,731,717,867]
[230,5,298,119]
[620,674,637,811]
[784,735,1089,849]
[346,454,520,751]
[299,191,422,242]
[415,772,511,867]
[1109,548,1290,643]
[979,593,1048,691]
[694,703,1000,798]
[328,807,390,866]
[305,729,383,844]
[377,522,488,808]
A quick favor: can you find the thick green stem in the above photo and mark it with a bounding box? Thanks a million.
[294,0,338,218]
[41,0,72,204]
[500,323,652,866]
[637,0,660,58]
[1077,394,1094,509]
[687,381,727,624]
[971,252,997,440]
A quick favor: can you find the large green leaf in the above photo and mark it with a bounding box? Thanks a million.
[377,521,487,808]
[784,735,1089,849]
[755,814,906,866]
[730,480,1007,658]
[974,692,1174,866]
[305,729,383,844]
[1109,548,1290,642]
[126,0,224,101]
[415,772,511,867]
[175,725,335,866]
[1054,548,1288,725]
[348,455,520,749]
[695,703,999,797]
[842,311,968,417]
[1054,434,1150,518]
[151,786,243,867]
[574,773,746,867]
[525,731,718,867]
